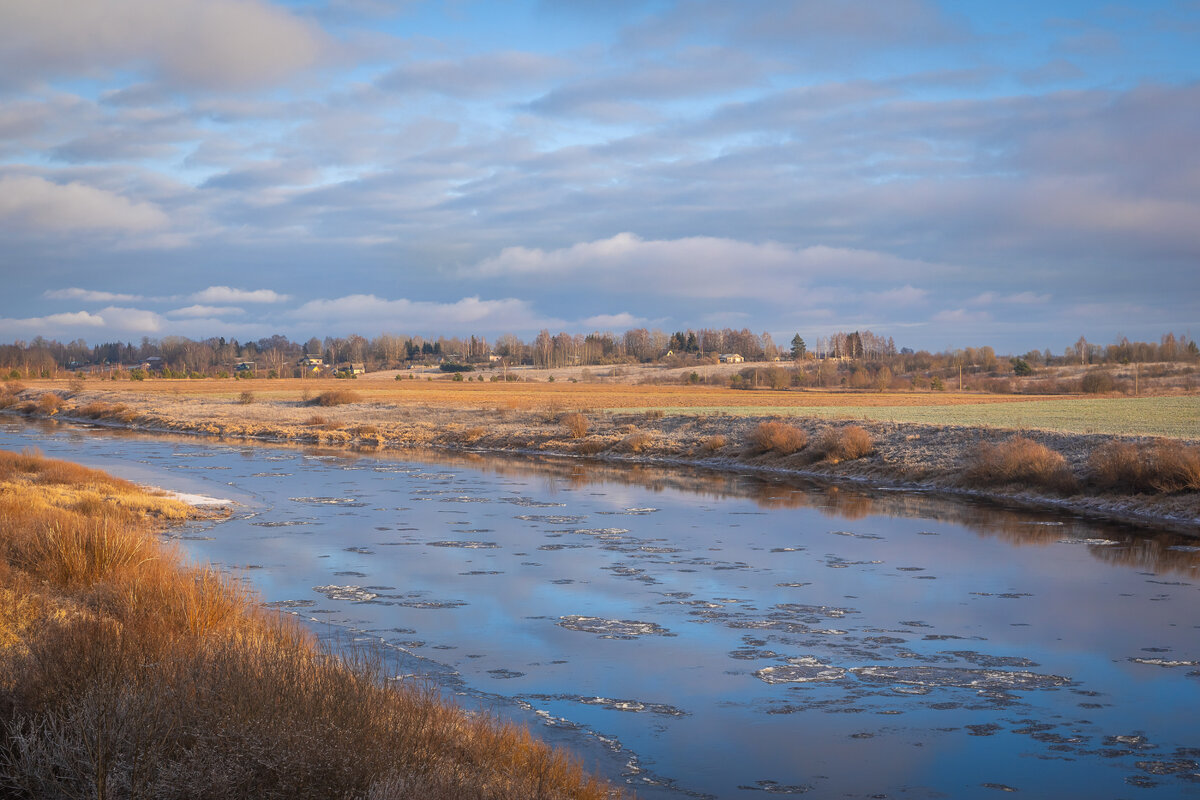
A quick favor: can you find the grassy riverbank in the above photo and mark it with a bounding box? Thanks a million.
[3,379,1199,529]
[0,449,620,799]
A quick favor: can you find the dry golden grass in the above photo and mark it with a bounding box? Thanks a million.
[1089,439,1200,493]
[748,421,807,455]
[813,425,874,463]
[700,434,728,453]
[966,437,1077,493]
[0,450,618,800]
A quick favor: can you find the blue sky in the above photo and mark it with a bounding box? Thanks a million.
[0,0,1197,353]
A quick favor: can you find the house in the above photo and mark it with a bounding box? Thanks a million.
[719,353,744,363]
[336,362,365,376]
[298,354,325,374]
[235,361,256,373]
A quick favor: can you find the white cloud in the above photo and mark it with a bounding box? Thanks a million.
[0,175,168,232]
[579,312,646,329]
[0,0,327,90]
[192,286,290,304]
[291,294,560,333]
[44,287,144,303]
[96,306,165,333]
[0,306,163,335]
[471,234,950,302]
[865,285,928,306]
[931,308,991,324]
[167,304,246,318]
[968,291,1051,306]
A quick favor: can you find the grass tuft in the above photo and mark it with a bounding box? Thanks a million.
[813,425,874,463]
[561,412,589,439]
[1089,439,1200,493]
[310,389,362,407]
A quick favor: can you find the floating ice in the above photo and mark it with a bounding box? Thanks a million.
[830,530,884,540]
[756,656,846,684]
[1129,657,1200,668]
[312,585,378,602]
[515,514,588,524]
[427,540,500,549]
[1059,538,1121,546]
[850,665,1071,691]
[250,520,313,527]
[505,497,568,508]
[524,693,688,717]
[289,496,366,506]
[557,615,673,638]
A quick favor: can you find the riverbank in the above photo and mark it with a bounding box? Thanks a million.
[0,448,619,799]
[4,382,1198,532]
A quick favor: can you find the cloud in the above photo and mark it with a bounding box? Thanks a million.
[580,312,645,329]
[290,294,559,334]
[44,288,144,303]
[0,175,168,232]
[378,51,568,97]
[932,308,991,324]
[192,287,291,304]
[0,0,327,90]
[0,306,162,336]
[167,304,245,318]
[472,234,950,302]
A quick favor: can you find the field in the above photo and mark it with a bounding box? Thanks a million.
[31,376,1199,439]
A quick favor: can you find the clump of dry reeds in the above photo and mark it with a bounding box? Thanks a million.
[238,390,255,405]
[966,436,1077,493]
[700,434,728,453]
[748,421,806,455]
[310,389,362,407]
[34,393,63,415]
[561,413,589,439]
[813,425,874,463]
[619,430,654,453]
[1089,439,1200,493]
[0,450,618,800]
[575,439,607,455]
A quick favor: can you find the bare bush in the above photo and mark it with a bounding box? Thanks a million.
[575,439,607,455]
[700,435,728,453]
[561,413,589,439]
[1081,370,1116,394]
[748,421,807,455]
[1090,439,1200,493]
[238,390,255,405]
[813,425,874,462]
[310,389,362,407]
[966,437,1077,493]
[35,393,63,415]
[620,430,654,453]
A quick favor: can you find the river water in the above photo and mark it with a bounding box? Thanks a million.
[3,418,1199,798]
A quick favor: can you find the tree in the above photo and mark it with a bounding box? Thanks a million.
[790,334,806,360]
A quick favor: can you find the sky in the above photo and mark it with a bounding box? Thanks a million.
[0,0,1197,355]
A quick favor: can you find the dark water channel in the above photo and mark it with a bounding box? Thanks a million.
[3,418,1199,799]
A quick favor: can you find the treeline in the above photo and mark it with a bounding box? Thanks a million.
[0,328,1195,379]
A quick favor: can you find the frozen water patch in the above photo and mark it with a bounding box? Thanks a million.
[557,615,674,639]
[264,599,317,609]
[427,540,500,549]
[290,496,366,507]
[1129,657,1200,668]
[830,530,884,540]
[312,585,378,602]
[851,665,1071,691]
[524,693,688,717]
[756,656,846,684]
[251,520,313,527]
[505,497,567,508]
[1059,538,1121,546]
[737,779,812,794]
[516,514,588,524]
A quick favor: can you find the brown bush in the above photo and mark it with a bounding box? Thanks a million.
[238,390,255,405]
[1081,370,1116,394]
[700,435,728,453]
[620,431,654,453]
[1090,439,1200,493]
[35,393,63,415]
[561,413,589,439]
[575,439,607,455]
[748,421,807,455]
[311,389,362,407]
[305,415,328,426]
[967,437,1077,493]
[813,425,874,462]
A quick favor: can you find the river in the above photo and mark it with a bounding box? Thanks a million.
[2,417,1198,798]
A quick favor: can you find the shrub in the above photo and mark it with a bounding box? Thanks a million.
[966,437,1077,493]
[238,390,255,405]
[561,413,589,439]
[930,376,945,391]
[438,363,473,373]
[620,431,654,453]
[575,439,607,455]
[749,421,807,455]
[35,393,63,415]
[311,389,362,407]
[1090,439,1200,493]
[700,435,728,453]
[813,425,874,463]
[1010,357,1033,376]
[1081,370,1115,393]
[305,415,328,426]
[129,369,146,381]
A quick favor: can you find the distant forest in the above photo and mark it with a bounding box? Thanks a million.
[0,326,1196,383]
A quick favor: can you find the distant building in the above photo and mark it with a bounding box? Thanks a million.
[336,362,365,376]
[719,353,744,363]
[298,354,325,374]
[235,361,256,373]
